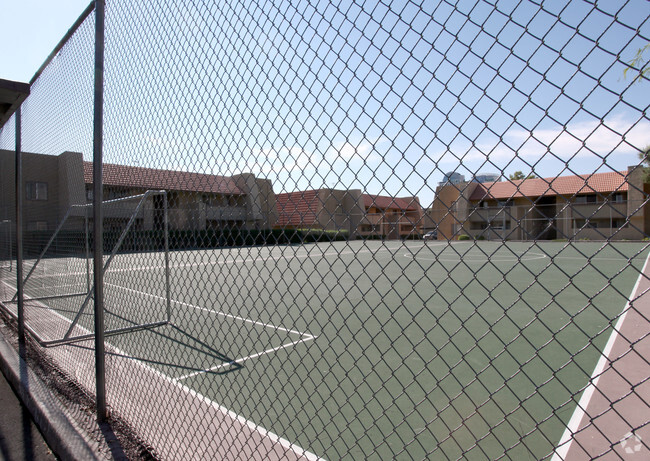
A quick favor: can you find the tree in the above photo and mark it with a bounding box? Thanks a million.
[624,43,650,84]
[509,171,537,180]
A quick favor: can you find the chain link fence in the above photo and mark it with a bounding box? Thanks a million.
[1,0,650,459]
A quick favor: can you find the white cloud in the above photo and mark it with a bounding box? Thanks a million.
[437,115,650,165]
[234,145,318,177]
[325,137,385,164]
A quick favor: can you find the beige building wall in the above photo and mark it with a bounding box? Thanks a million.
[430,184,460,240]
[233,173,278,229]
[57,151,86,220]
[0,149,86,233]
[431,182,480,240]
[316,189,363,235]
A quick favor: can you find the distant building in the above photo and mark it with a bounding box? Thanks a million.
[473,173,500,183]
[430,169,650,241]
[274,189,364,234]
[438,172,465,187]
[359,194,423,239]
[275,190,423,239]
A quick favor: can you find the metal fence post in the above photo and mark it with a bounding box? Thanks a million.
[93,0,107,423]
[15,107,24,347]
[164,191,171,322]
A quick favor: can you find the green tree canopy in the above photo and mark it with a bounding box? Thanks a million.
[509,171,537,180]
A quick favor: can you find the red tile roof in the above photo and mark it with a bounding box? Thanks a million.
[275,190,321,227]
[83,162,244,195]
[469,171,628,201]
[363,194,421,211]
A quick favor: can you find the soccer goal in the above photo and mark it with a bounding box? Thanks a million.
[2,190,171,347]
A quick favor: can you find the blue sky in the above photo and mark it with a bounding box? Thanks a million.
[0,0,91,82]
[1,0,649,207]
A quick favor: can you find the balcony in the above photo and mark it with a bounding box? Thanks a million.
[205,205,248,221]
[570,202,627,220]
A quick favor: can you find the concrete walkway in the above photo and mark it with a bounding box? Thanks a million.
[0,328,98,461]
[0,367,56,461]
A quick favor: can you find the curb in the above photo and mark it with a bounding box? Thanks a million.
[0,331,98,461]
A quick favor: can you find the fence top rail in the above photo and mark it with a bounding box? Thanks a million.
[29,1,95,86]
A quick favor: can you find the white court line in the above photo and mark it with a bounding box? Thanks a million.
[21,242,403,276]
[174,335,317,382]
[404,251,548,262]
[551,250,650,460]
[104,282,318,380]
[0,278,323,461]
[106,243,400,273]
[105,282,308,336]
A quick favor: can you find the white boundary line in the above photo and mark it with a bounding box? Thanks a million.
[404,251,548,263]
[105,282,309,336]
[551,250,650,460]
[0,278,323,461]
[19,242,417,277]
[106,241,407,274]
[1,279,89,340]
[109,246,383,273]
[174,335,316,381]
[103,282,318,380]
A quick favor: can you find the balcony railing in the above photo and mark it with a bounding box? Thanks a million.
[205,205,248,220]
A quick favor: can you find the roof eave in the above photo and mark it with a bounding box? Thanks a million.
[0,79,30,130]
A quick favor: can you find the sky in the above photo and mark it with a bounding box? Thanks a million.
[0,0,649,208]
[0,0,92,82]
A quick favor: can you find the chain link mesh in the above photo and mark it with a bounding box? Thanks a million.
[1,0,650,459]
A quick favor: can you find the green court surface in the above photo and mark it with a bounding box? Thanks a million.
[12,240,650,459]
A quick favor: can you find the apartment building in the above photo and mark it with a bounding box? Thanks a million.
[359,194,423,239]
[275,189,423,239]
[430,167,649,240]
[274,189,364,235]
[0,149,278,233]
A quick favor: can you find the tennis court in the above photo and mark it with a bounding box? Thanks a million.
[2,239,648,459]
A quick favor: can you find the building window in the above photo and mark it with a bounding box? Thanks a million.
[575,219,597,229]
[490,221,511,230]
[26,182,48,201]
[575,194,597,204]
[613,193,625,203]
[167,191,180,208]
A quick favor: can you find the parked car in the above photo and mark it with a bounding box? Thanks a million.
[423,230,437,240]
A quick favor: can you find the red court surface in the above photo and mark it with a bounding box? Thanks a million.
[555,255,650,460]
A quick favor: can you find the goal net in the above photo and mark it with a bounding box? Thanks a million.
[6,190,170,346]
